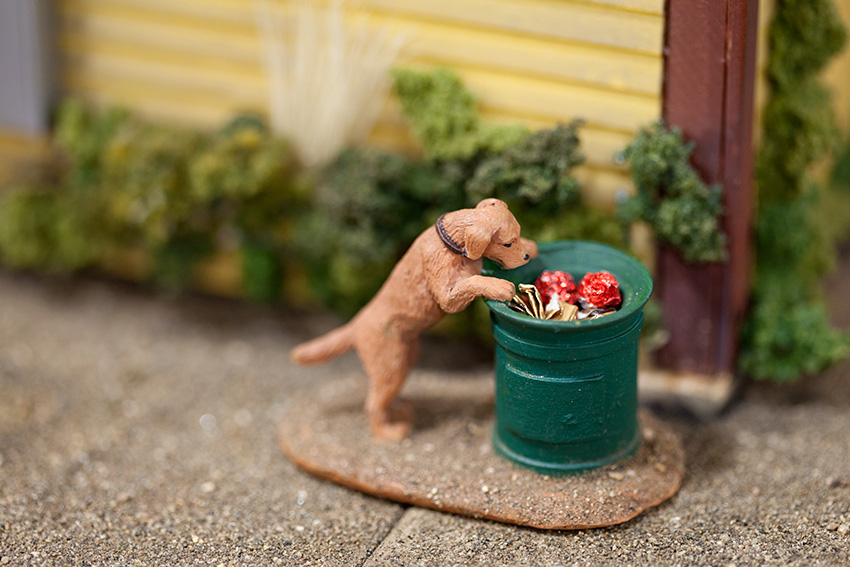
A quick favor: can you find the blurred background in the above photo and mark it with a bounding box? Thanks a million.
[1,0,850,399]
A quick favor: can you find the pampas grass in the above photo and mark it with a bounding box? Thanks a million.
[255,0,408,168]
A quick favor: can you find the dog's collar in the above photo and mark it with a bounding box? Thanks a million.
[435,214,467,257]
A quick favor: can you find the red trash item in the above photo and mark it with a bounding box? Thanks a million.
[577,271,622,309]
[534,270,578,305]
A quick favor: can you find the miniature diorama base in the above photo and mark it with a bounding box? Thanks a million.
[279,373,684,530]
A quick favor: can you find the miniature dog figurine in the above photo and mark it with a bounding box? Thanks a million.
[291,198,538,441]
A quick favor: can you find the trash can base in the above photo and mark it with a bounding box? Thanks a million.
[492,428,642,476]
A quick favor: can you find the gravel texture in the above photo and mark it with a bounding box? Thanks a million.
[1,262,850,565]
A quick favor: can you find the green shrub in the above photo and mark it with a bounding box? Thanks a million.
[296,146,463,314]
[0,102,301,298]
[466,122,581,212]
[739,0,848,381]
[241,242,283,303]
[467,121,623,246]
[298,70,626,315]
[739,279,848,382]
[831,137,850,194]
[391,68,529,160]
[618,121,726,263]
[0,188,98,272]
[54,99,131,192]
[101,120,208,249]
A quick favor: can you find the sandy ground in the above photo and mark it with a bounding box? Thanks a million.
[1,260,849,566]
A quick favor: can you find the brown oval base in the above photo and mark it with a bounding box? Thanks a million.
[278,373,684,530]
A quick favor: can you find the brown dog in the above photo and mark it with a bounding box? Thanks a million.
[291,199,538,440]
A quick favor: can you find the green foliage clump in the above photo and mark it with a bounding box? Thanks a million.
[739,0,849,381]
[765,0,847,91]
[758,80,840,200]
[618,121,726,263]
[741,272,847,383]
[100,120,208,249]
[392,68,621,247]
[54,99,131,192]
[297,147,464,314]
[466,122,583,212]
[832,137,850,194]
[467,121,622,246]
[391,68,529,160]
[241,242,283,303]
[0,188,97,271]
[0,101,301,299]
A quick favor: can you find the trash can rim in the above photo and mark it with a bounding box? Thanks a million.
[483,240,652,331]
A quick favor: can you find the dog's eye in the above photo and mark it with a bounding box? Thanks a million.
[503,243,512,248]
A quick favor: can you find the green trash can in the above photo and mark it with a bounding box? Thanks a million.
[483,240,653,475]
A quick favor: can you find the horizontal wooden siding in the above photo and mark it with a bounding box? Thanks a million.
[56,0,665,209]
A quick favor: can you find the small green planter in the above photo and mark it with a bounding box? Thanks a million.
[483,240,653,475]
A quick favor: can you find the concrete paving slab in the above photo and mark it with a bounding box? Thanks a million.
[364,390,850,566]
[0,273,403,566]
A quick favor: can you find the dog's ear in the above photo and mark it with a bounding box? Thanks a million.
[464,221,498,260]
[475,198,508,210]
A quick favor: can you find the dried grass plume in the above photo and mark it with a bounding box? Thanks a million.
[255,0,408,168]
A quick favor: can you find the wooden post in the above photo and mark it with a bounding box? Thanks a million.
[656,0,759,375]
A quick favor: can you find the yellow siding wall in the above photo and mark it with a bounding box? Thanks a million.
[57,0,665,209]
[824,0,850,137]
[753,0,775,152]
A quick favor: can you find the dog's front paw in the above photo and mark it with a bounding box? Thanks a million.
[487,278,517,302]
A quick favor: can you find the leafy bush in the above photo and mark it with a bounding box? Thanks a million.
[0,188,97,271]
[468,121,623,246]
[0,101,301,298]
[739,277,848,382]
[834,138,850,186]
[297,146,464,314]
[391,68,529,161]
[618,121,726,263]
[467,122,580,212]
[739,0,848,381]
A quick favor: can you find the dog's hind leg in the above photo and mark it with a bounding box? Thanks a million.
[358,335,417,442]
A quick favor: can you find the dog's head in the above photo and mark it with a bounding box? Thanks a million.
[463,199,537,269]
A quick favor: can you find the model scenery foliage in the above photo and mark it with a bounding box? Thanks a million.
[738,0,849,381]
[0,100,302,300]
[0,69,734,324]
[390,68,528,161]
[618,121,727,263]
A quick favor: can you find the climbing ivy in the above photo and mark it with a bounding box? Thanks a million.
[738,0,848,381]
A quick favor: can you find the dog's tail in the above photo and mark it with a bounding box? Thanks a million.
[290,323,355,365]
